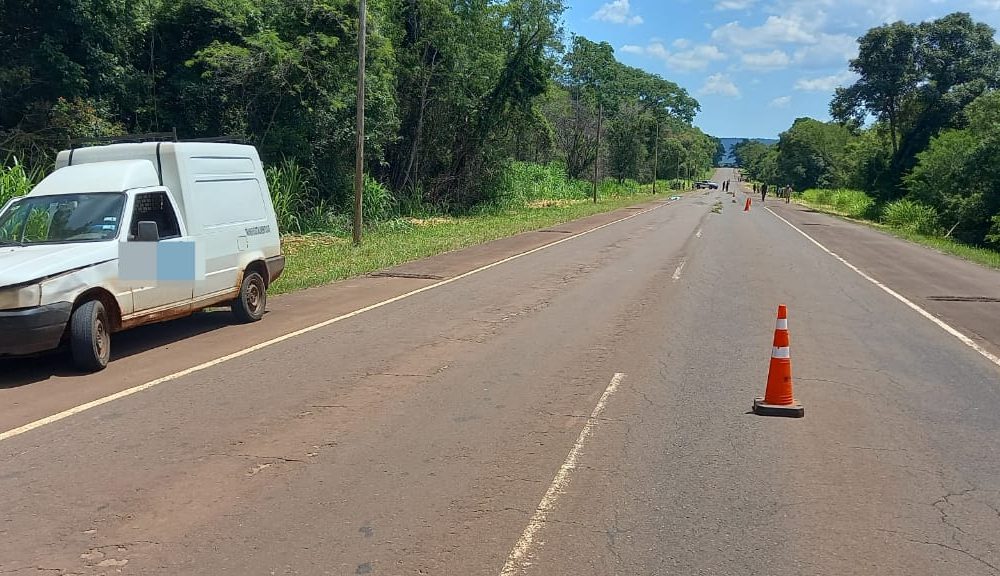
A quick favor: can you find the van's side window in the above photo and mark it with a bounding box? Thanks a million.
[130,192,181,240]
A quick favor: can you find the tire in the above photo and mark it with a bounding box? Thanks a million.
[70,300,111,372]
[232,271,267,323]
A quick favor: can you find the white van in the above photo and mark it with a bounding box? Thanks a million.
[0,141,284,371]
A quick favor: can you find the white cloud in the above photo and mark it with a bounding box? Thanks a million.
[712,16,817,48]
[621,41,727,71]
[592,0,643,26]
[741,49,791,70]
[711,9,859,70]
[700,73,741,97]
[792,34,858,69]
[669,44,727,71]
[769,96,792,108]
[794,71,858,92]
[716,0,757,10]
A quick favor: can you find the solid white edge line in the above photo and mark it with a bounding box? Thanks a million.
[672,259,687,281]
[767,207,1000,370]
[1,204,669,443]
[499,372,626,576]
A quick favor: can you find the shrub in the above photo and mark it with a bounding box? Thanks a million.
[490,162,590,207]
[830,189,875,218]
[0,159,43,207]
[801,189,832,205]
[800,188,873,218]
[987,214,1000,248]
[882,199,941,236]
[266,159,316,234]
[363,175,397,222]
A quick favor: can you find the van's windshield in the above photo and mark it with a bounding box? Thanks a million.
[0,193,127,246]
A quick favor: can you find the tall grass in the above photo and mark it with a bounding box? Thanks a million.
[881,199,940,236]
[265,159,315,234]
[485,161,654,214]
[0,159,44,207]
[800,188,874,218]
[797,188,1000,270]
[364,175,397,221]
[491,162,590,206]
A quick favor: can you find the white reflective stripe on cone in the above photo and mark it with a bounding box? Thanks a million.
[771,347,790,359]
[775,319,788,330]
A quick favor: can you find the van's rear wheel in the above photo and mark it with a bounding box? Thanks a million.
[232,271,267,323]
[70,300,111,372]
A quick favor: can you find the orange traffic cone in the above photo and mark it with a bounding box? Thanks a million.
[744,197,752,212]
[753,305,804,417]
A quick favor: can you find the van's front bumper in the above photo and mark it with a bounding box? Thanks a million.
[0,302,72,356]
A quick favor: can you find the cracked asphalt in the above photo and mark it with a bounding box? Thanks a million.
[2,169,1000,575]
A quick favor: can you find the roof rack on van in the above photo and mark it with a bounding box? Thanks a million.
[69,129,179,148]
[68,129,246,149]
[183,136,247,144]
[66,130,248,186]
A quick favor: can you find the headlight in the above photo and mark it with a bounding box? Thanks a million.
[0,284,42,309]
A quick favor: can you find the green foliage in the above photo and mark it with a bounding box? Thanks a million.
[0,160,43,208]
[986,215,1000,248]
[265,159,317,234]
[363,175,396,222]
[832,13,1000,197]
[905,91,1000,244]
[555,37,705,184]
[800,189,875,219]
[1,1,703,221]
[833,128,893,192]
[766,14,1000,248]
[489,162,587,206]
[776,118,853,190]
[735,140,779,185]
[881,200,941,235]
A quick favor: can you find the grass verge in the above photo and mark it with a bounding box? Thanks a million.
[274,191,674,294]
[794,197,1000,270]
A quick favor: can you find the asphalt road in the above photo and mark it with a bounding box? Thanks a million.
[2,170,999,575]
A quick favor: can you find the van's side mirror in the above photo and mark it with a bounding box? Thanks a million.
[136,221,160,242]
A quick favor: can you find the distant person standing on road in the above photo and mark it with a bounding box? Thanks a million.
[761,184,767,202]
[785,185,793,203]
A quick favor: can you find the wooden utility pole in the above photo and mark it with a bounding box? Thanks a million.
[353,0,367,246]
[593,101,603,204]
[652,119,659,195]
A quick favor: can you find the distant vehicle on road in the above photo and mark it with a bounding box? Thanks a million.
[0,138,285,371]
[695,181,719,189]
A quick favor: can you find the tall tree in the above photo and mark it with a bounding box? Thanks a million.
[833,13,1000,198]
[776,118,853,190]
[0,0,153,161]
[831,21,919,156]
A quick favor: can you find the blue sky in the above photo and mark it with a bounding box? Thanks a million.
[562,0,1000,138]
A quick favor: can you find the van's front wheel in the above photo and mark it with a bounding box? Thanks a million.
[232,271,267,323]
[70,300,111,372]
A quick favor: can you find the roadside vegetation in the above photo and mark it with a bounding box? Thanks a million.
[732,12,1000,269]
[271,160,688,293]
[0,160,42,208]
[0,1,720,221]
[797,188,1000,270]
[275,180,675,294]
[0,1,724,292]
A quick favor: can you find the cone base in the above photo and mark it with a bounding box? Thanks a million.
[753,397,804,418]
